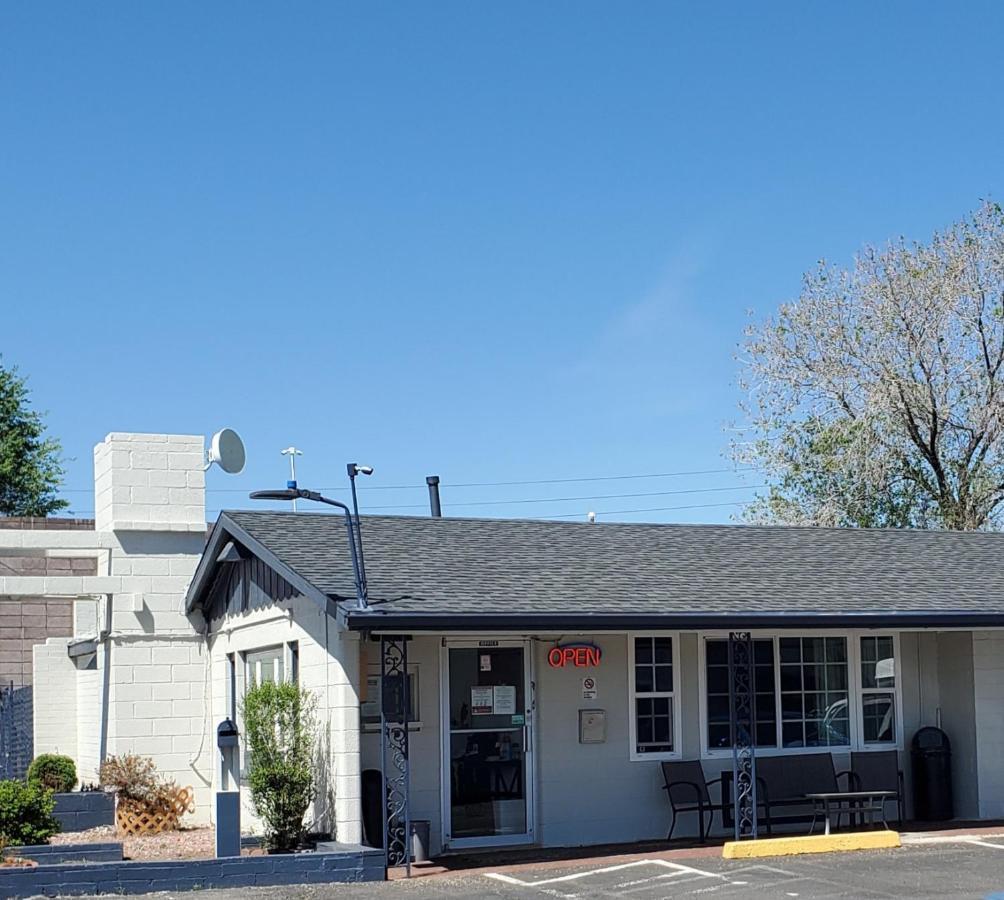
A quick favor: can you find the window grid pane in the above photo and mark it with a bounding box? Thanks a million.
[778,637,849,749]
[705,639,777,749]
[860,636,896,743]
[633,637,674,755]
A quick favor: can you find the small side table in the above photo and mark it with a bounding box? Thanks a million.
[805,791,897,835]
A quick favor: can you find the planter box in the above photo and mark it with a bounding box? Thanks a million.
[52,793,115,833]
[0,843,384,898]
[7,843,123,865]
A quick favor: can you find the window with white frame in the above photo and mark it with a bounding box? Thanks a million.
[630,636,676,758]
[245,645,284,686]
[701,634,898,753]
[860,635,896,744]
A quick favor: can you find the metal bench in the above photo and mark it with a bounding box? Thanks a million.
[721,752,856,832]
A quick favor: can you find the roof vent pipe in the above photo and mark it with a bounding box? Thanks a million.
[426,475,442,517]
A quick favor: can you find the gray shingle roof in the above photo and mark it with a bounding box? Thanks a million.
[211,510,1004,628]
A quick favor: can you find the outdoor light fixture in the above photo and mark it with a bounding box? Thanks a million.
[249,488,368,610]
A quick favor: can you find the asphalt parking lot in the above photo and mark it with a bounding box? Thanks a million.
[63,836,1004,900]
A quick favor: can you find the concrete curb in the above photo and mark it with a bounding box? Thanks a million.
[0,844,384,898]
[722,831,901,859]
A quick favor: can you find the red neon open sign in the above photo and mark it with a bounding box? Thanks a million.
[547,643,602,668]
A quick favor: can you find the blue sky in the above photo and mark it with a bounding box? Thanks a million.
[4,2,1004,523]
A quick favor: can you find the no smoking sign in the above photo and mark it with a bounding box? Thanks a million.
[582,676,597,700]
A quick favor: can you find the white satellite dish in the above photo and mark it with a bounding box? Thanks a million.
[206,428,246,474]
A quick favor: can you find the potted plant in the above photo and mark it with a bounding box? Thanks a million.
[98,754,194,836]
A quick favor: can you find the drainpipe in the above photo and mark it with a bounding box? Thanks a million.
[98,591,113,766]
[426,476,442,518]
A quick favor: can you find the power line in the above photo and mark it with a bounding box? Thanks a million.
[362,483,766,511]
[427,466,760,489]
[55,465,761,495]
[60,482,765,517]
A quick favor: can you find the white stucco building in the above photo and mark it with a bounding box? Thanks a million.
[14,429,1004,858]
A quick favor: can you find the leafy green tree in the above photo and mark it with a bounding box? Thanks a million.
[736,201,1004,530]
[0,361,68,517]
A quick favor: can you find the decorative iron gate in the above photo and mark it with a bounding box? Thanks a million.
[728,632,757,840]
[380,636,411,874]
[0,682,33,781]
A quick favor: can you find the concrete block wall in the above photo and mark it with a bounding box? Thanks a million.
[208,595,363,843]
[95,434,206,533]
[0,597,73,686]
[32,638,79,759]
[76,650,103,784]
[106,637,212,818]
[27,432,214,817]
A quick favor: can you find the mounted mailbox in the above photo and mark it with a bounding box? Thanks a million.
[217,718,239,750]
[579,709,606,744]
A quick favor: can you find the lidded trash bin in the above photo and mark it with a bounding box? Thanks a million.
[911,726,953,821]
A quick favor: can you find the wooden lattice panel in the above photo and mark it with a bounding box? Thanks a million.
[115,787,195,836]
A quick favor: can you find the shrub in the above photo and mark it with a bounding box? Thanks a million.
[27,754,77,793]
[98,754,159,803]
[0,780,60,845]
[242,680,318,853]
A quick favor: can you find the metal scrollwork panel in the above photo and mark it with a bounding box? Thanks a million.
[728,631,757,840]
[381,637,411,871]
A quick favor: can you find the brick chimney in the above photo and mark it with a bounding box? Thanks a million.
[93,433,206,532]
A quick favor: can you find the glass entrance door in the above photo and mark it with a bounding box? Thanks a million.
[443,642,534,848]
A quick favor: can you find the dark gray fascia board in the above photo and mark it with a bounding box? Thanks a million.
[184,516,231,612]
[185,512,334,618]
[343,609,1004,631]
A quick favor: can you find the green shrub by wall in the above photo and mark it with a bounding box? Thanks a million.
[0,779,60,845]
[27,754,77,794]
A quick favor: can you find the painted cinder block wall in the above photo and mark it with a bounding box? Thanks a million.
[207,595,364,843]
[30,433,213,820]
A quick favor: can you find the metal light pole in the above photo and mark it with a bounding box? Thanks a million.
[346,464,373,600]
[249,488,368,610]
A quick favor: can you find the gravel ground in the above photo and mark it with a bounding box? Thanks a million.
[48,826,220,860]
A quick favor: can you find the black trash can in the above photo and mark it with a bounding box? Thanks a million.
[911,726,953,821]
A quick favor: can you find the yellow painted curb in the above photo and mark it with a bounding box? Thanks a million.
[722,830,901,859]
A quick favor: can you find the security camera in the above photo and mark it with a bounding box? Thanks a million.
[356,465,374,476]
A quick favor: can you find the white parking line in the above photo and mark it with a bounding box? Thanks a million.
[964,839,1004,850]
[485,858,726,888]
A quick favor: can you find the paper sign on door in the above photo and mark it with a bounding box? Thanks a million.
[493,685,516,715]
[471,686,494,715]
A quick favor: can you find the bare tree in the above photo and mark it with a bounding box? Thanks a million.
[735,201,1004,530]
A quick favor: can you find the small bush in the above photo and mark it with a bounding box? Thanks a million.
[242,680,318,853]
[98,754,159,803]
[27,754,77,793]
[0,780,60,845]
